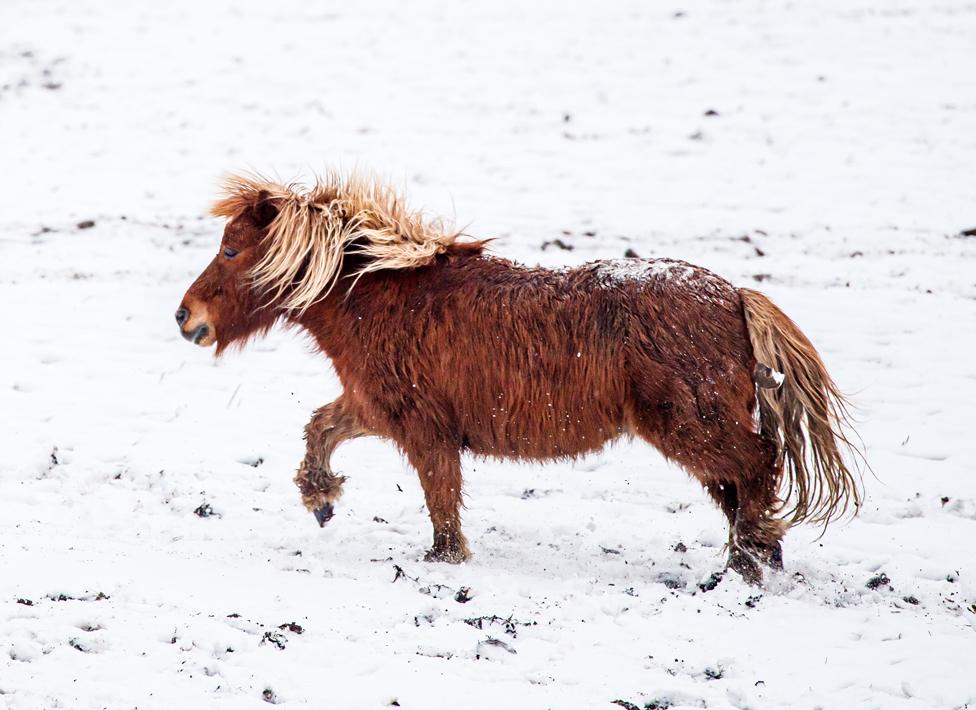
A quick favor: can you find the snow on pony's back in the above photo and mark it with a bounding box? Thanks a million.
[590,257,737,304]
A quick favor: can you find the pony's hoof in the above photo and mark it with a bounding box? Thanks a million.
[768,541,784,571]
[312,502,335,527]
[729,547,763,586]
[423,546,469,564]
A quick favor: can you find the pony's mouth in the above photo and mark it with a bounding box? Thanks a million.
[182,323,215,347]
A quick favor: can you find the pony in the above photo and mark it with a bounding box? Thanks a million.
[176,171,862,584]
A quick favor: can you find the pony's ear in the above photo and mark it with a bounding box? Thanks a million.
[252,190,280,228]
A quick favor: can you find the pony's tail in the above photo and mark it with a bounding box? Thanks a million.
[739,288,864,528]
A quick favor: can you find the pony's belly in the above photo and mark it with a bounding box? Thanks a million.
[463,417,621,460]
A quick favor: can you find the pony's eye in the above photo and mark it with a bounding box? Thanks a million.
[223,247,239,259]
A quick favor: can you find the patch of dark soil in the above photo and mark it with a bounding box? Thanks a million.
[698,571,723,592]
[866,572,890,590]
[193,503,216,518]
[261,631,287,650]
[542,238,574,251]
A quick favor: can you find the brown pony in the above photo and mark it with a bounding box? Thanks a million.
[176,172,862,584]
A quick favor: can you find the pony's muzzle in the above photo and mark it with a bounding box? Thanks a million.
[176,301,216,346]
[183,323,210,345]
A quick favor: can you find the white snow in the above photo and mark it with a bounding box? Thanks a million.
[592,258,697,287]
[2,1,975,708]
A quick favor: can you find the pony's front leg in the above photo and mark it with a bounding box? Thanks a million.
[295,396,369,526]
[405,446,470,563]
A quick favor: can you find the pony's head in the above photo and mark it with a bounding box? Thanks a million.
[176,177,284,354]
[176,172,464,354]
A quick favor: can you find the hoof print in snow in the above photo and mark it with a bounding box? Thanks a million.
[76,219,95,230]
[193,503,217,518]
[47,591,109,602]
[464,615,535,638]
[659,575,685,590]
[68,638,90,653]
[704,665,724,680]
[373,516,388,524]
[673,542,687,553]
[475,636,516,659]
[745,594,762,608]
[902,595,920,605]
[16,598,33,606]
[698,571,724,593]
[277,622,304,634]
[414,613,436,627]
[601,546,622,555]
[865,572,891,590]
[262,688,278,704]
[393,564,473,603]
[261,631,287,650]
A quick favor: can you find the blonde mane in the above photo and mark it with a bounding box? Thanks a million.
[211,172,464,312]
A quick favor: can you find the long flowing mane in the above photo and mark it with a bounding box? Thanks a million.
[211,172,464,312]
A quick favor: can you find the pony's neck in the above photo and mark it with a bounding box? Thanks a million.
[287,270,395,366]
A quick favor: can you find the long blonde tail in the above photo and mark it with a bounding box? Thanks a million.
[740,288,864,527]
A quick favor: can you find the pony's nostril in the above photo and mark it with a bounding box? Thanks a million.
[175,307,189,326]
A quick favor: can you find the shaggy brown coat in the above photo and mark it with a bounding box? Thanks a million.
[177,173,862,584]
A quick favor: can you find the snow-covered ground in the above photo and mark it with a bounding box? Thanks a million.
[2,1,974,708]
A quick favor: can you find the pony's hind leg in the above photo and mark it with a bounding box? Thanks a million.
[630,393,785,584]
[295,396,371,526]
[701,433,785,584]
[404,446,469,563]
